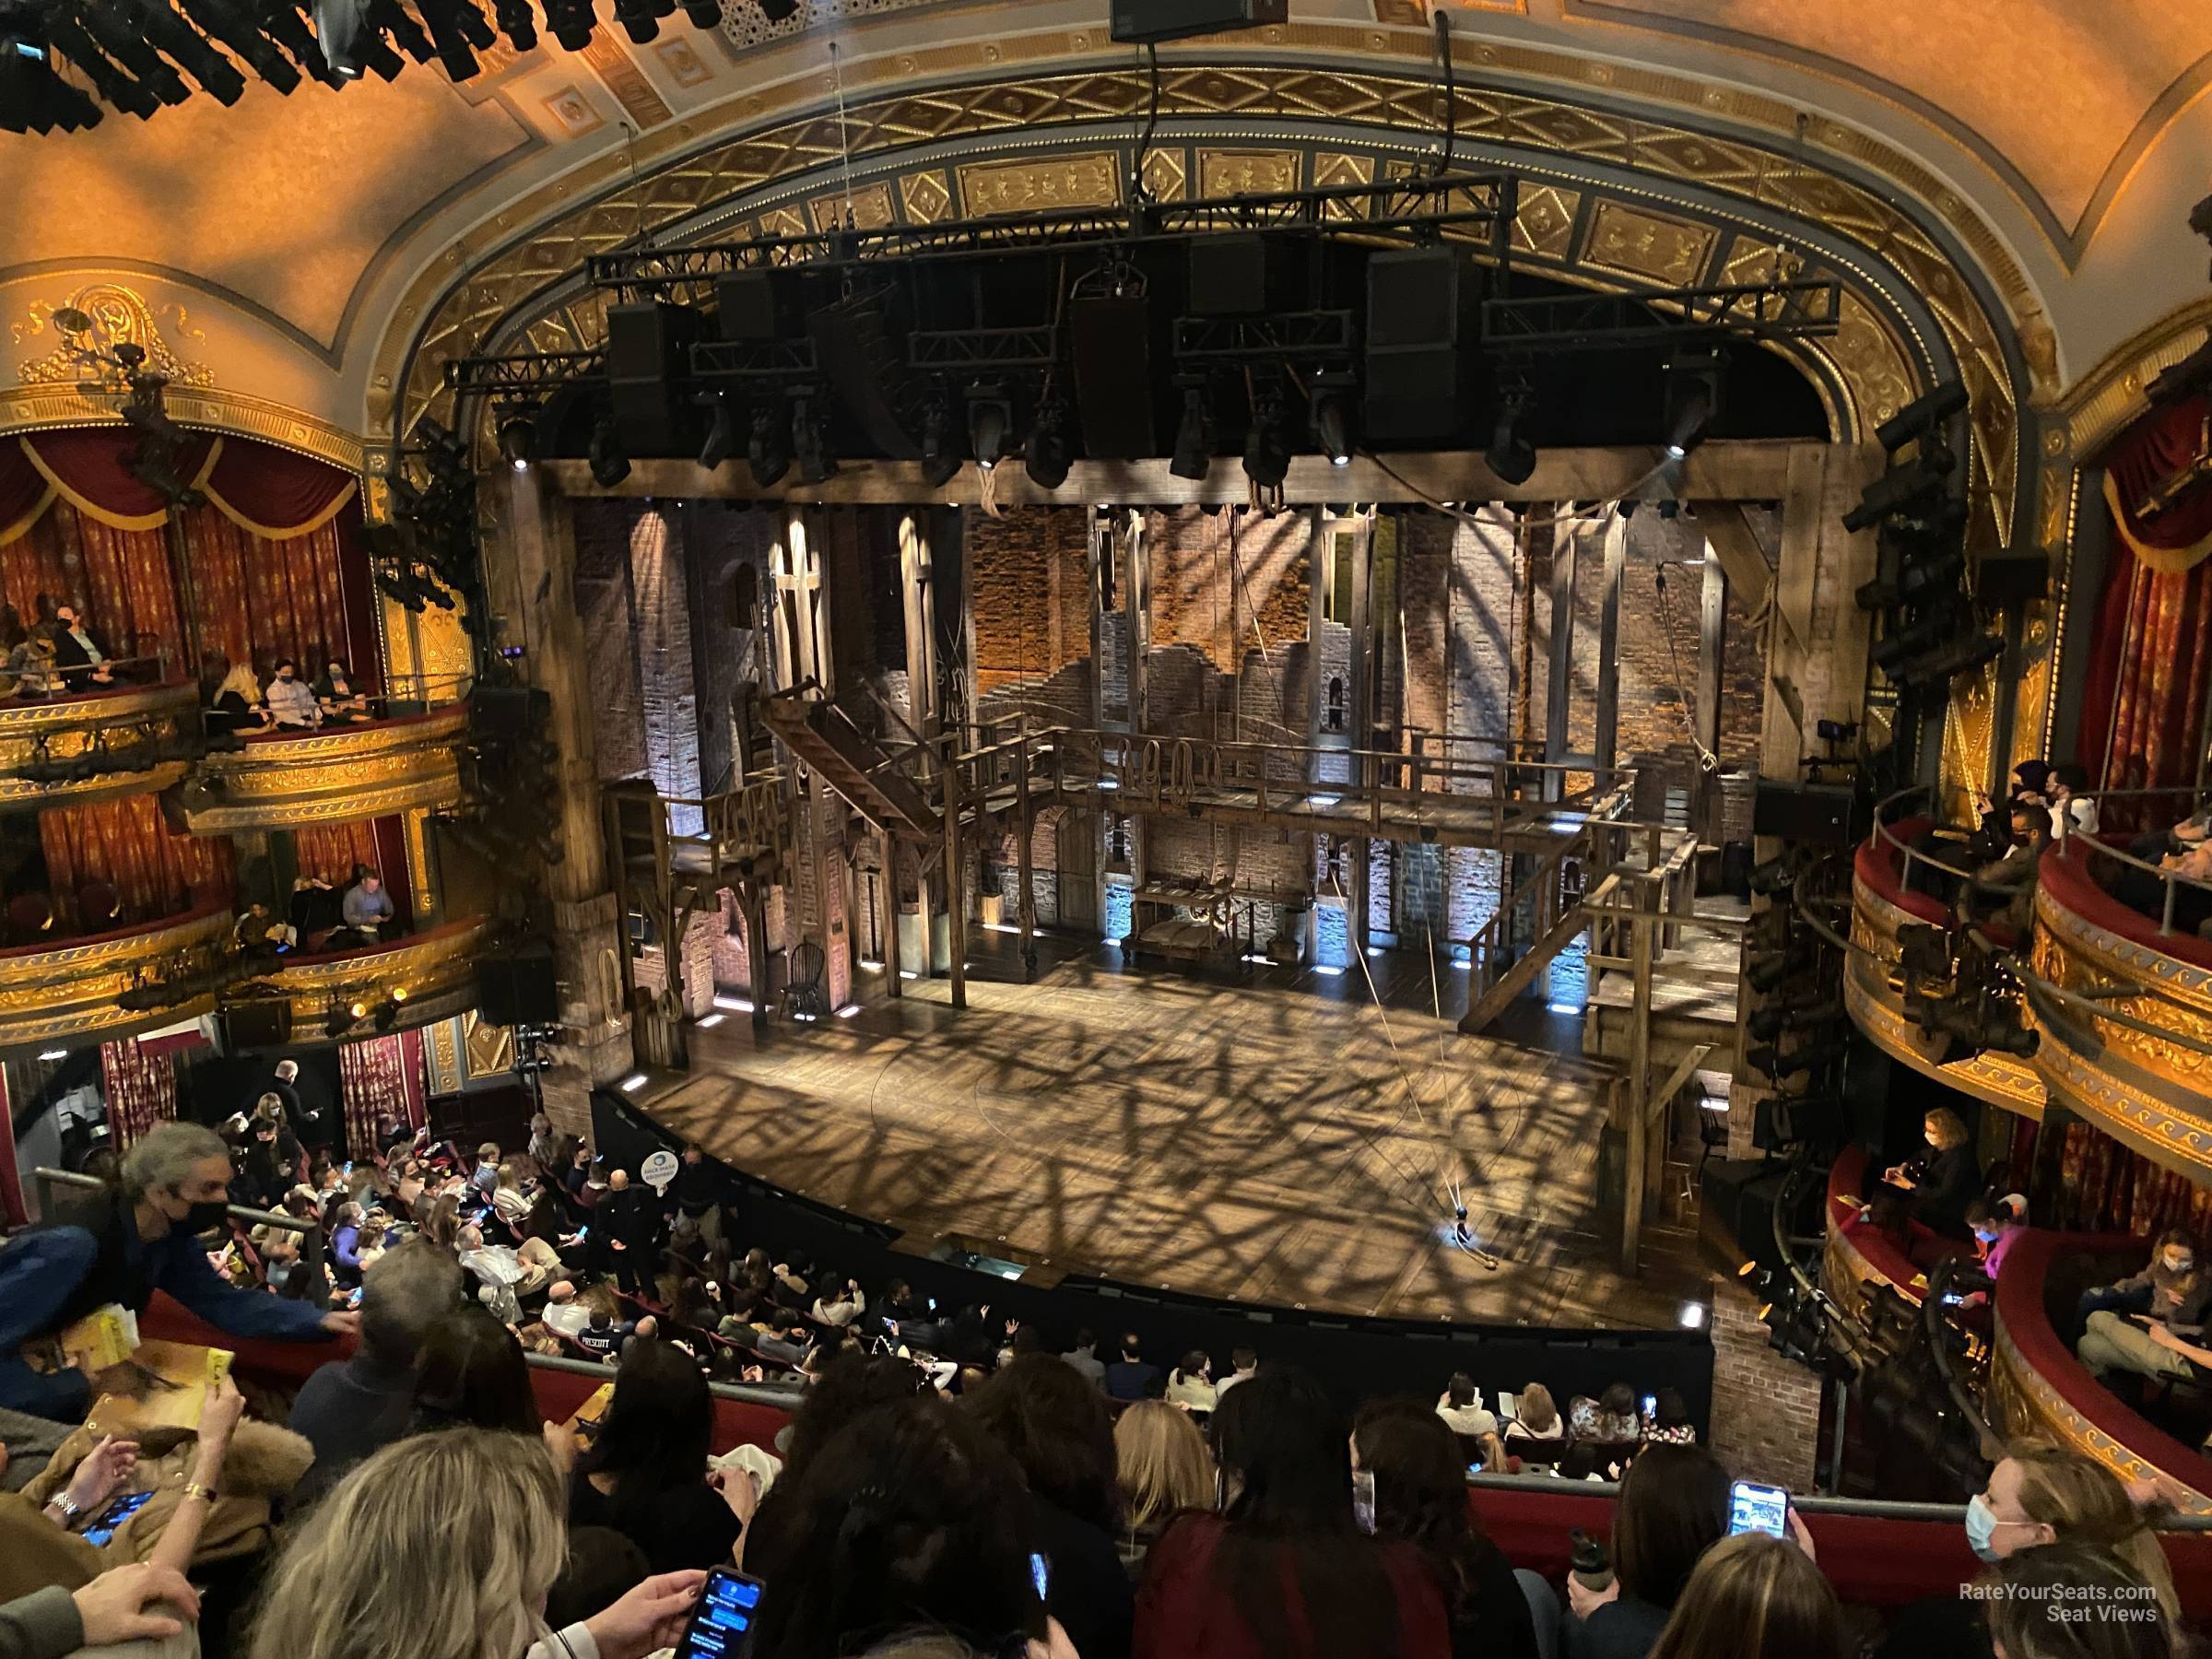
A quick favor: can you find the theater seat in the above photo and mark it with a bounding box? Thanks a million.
[6,891,54,944]
[77,880,122,930]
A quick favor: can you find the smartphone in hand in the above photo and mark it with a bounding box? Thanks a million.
[1727,1479,1790,1539]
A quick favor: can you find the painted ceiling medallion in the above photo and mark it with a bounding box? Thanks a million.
[12,284,214,395]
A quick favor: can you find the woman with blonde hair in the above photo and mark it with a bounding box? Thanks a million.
[246,1427,701,1659]
[1883,1107,1981,1230]
[1113,1400,1215,1574]
[1645,1533,1842,1659]
[1502,1383,1565,1467]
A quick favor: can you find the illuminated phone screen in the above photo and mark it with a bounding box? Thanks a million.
[675,1569,764,1659]
[82,1490,155,1547]
[1727,1480,1789,1539]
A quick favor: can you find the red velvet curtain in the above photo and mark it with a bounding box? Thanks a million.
[1,431,359,684]
[292,821,384,888]
[100,1037,178,1149]
[2104,393,2212,573]
[0,1066,22,1227]
[337,1030,428,1159]
[2077,538,2212,807]
[186,507,354,679]
[2038,1118,2212,1239]
[41,795,233,927]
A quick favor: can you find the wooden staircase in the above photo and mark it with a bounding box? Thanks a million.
[760,690,941,839]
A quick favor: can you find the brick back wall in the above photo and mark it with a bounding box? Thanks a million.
[1707,1274,1824,1490]
[573,500,648,784]
[969,507,1091,696]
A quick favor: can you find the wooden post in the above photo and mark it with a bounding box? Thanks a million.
[742,879,771,1030]
[1621,900,1654,1276]
[1594,510,1625,779]
[1696,555,1726,841]
[1016,748,1037,979]
[946,747,967,1010]
[1543,516,1579,805]
[884,830,902,998]
[1346,513,1374,951]
[899,513,939,737]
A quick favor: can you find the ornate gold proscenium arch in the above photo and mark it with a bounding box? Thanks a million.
[373,51,2031,536]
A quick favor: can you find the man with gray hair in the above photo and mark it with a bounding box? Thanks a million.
[0,1121,353,1420]
[289,1237,465,1500]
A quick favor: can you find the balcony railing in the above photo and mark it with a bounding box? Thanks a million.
[257,915,495,1040]
[174,702,469,833]
[0,900,234,1051]
[0,679,202,806]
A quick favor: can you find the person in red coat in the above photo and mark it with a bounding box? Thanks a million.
[1135,1370,1451,1659]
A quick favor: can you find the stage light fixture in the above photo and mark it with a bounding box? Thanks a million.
[496,408,536,471]
[1309,371,1358,469]
[1663,350,1722,460]
[1485,386,1536,486]
[311,0,371,76]
[612,0,669,41]
[1748,998,1845,1042]
[756,0,796,18]
[374,999,402,1031]
[748,403,791,488]
[1242,391,1290,490]
[967,385,1011,473]
[1747,946,1817,994]
[679,0,719,23]
[920,394,962,488]
[793,397,837,486]
[697,392,739,471]
[1170,382,1216,481]
[589,420,630,488]
[1026,399,1072,490]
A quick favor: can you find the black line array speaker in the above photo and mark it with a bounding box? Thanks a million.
[808,290,922,458]
[1977,549,2050,607]
[1111,0,1285,44]
[1070,295,1156,460]
[1752,781,1865,846]
[1363,246,1480,443]
[474,684,549,739]
[606,300,700,455]
[715,271,781,343]
[480,951,559,1028]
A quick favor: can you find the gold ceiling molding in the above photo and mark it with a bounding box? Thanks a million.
[0,382,368,476]
[367,39,2032,454]
[11,283,211,391]
[2054,296,2212,465]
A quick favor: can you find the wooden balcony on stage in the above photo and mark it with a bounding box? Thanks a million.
[1843,815,2043,1112]
[0,900,233,1052]
[172,704,468,832]
[0,680,200,806]
[2026,841,2212,1185]
[257,915,494,1041]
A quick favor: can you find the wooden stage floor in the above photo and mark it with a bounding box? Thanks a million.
[641,936,1712,1330]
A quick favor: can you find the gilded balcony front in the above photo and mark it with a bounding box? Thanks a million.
[0,902,233,1053]
[0,681,200,806]
[173,705,468,833]
[261,915,494,1041]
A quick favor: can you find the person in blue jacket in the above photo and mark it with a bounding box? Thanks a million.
[0,1121,356,1421]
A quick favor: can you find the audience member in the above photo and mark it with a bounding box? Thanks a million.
[265,658,321,728]
[2077,1229,2204,1331]
[1113,1401,1215,1576]
[1644,1533,1841,1659]
[1984,1544,2173,1659]
[45,604,113,687]
[312,660,373,724]
[1641,1389,1696,1446]
[470,1144,501,1202]
[747,1395,1068,1659]
[564,1337,747,1574]
[1135,1369,1449,1659]
[672,1144,723,1249]
[811,1273,866,1327]
[1105,1335,1163,1404]
[1569,1384,1641,1446]
[339,870,394,940]
[1435,1373,1497,1439]
[1503,1384,1566,1465]
[1064,1330,1106,1389]
[968,1354,1135,1659]
[2046,765,2098,841]
[1965,1195,2030,1284]
[290,1238,465,1503]
[1566,1443,1730,1659]
[1164,1352,1217,1414]
[0,1560,201,1659]
[1874,1443,2178,1659]
[1353,1398,1539,1659]
[1216,1347,1259,1398]
[408,1304,541,1436]
[1883,1108,1981,1231]
[545,1526,653,1636]
[1964,799,2050,934]
[245,1429,705,1659]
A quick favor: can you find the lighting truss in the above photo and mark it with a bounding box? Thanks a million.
[909,326,1063,372]
[1483,279,1844,353]
[1172,310,1357,367]
[443,348,606,397]
[588,170,1520,301]
[690,337,820,382]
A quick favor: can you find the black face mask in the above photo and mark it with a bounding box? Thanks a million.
[180,1199,232,1234]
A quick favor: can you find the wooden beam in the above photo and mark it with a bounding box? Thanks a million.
[1620,907,1654,1276]
[1544,517,1579,790]
[1695,556,1724,839]
[1649,1042,1716,1126]
[547,442,1806,507]
[1460,895,1587,1033]
[1594,511,1625,776]
[1693,503,1779,629]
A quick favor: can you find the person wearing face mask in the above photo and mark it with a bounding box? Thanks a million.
[264,657,322,728]
[1965,1194,2029,1282]
[0,1122,355,1421]
[2077,1228,2206,1331]
[1872,1444,2178,1659]
[2076,1227,2211,1392]
[1881,1109,1983,1233]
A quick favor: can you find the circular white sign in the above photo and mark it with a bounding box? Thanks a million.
[641,1149,678,1192]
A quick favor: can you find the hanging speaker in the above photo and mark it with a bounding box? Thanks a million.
[1070,296,1156,460]
[479,951,559,1027]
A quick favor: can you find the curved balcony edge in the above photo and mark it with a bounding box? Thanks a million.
[251,915,494,1044]
[1819,1146,1932,1328]
[1846,831,2044,1112]
[175,704,469,833]
[0,681,201,807]
[0,902,234,1053]
[1990,1230,2212,1516]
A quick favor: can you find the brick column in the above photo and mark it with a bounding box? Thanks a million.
[1706,1273,1824,1488]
